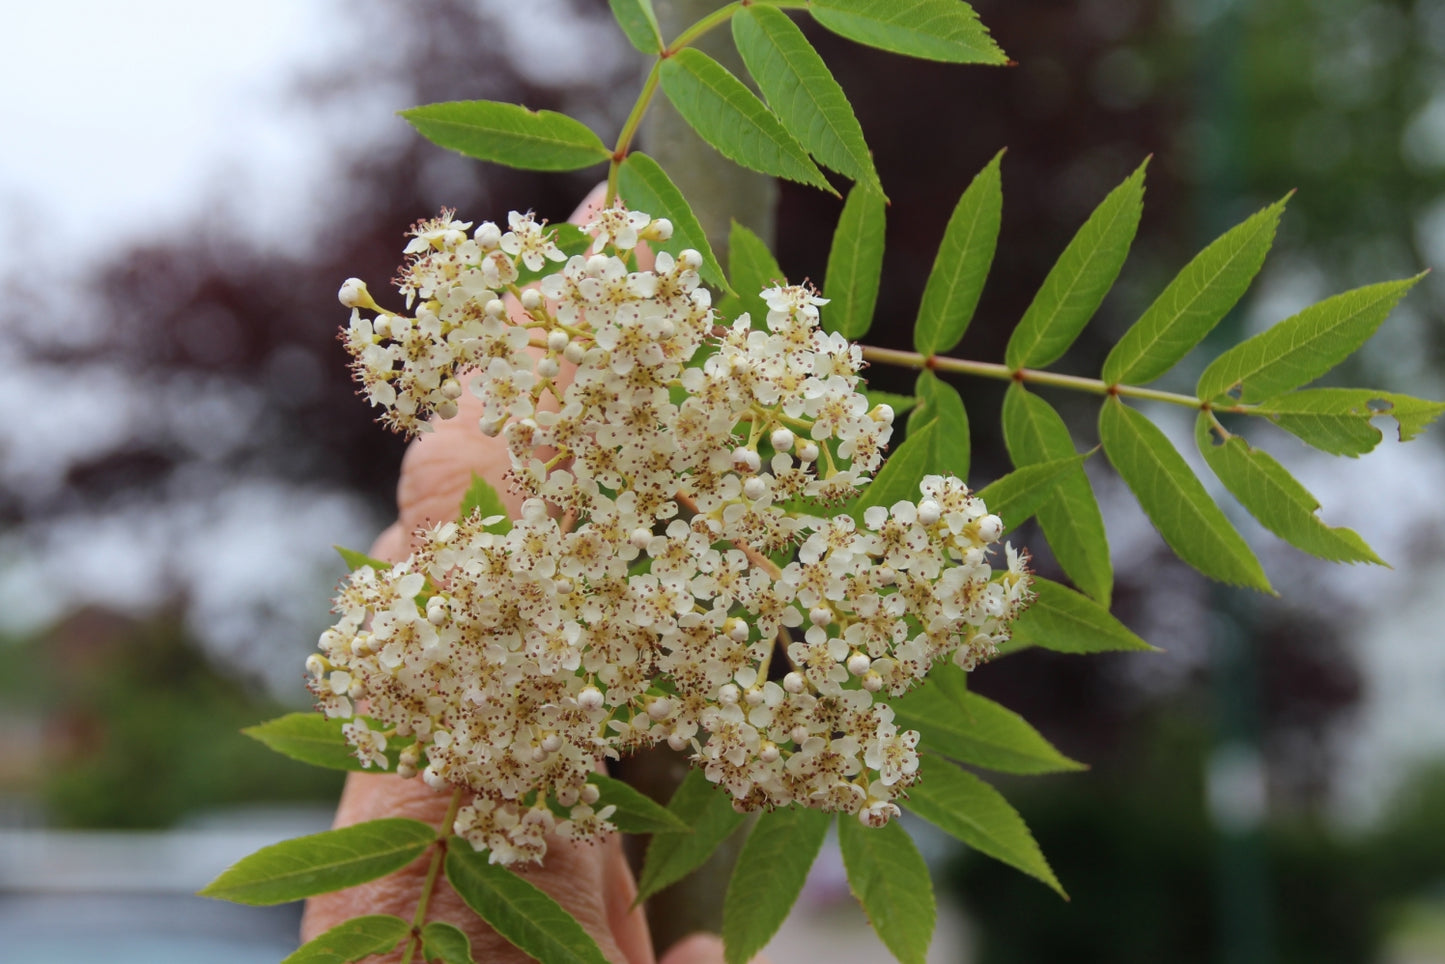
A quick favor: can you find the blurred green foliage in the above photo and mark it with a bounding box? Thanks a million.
[0,609,341,828]
[948,713,1445,964]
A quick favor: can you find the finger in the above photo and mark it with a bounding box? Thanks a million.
[300,773,639,964]
[658,933,776,964]
[308,186,659,964]
[386,181,618,551]
[603,830,656,964]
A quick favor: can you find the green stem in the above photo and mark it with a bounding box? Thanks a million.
[607,61,663,203]
[606,1,816,203]
[666,1,745,53]
[400,788,466,964]
[859,345,1258,414]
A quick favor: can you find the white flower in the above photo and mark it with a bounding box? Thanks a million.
[323,203,1034,865]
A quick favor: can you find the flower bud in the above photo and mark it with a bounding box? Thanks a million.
[563,341,586,364]
[917,499,941,526]
[520,288,543,311]
[581,783,600,805]
[809,606,832,628]
[718,683,740,705]
[536,357,560,379]
[759,741,780,763]
[977,514,1003,542]
[646,697,673,721]
[426,597,449,626]
[847,653,871,677]
[578,686,605,712]
[783,672,806,694]
[732,447,761,473]
[540,732,562,753]
[770,428,795,451]
[797,441,820,463]
[485,298,507,319]
[475,222,501,249]
[743,476,768,501]
[862,671,884,693]
[338,278,370,308]
[547,329,570,352]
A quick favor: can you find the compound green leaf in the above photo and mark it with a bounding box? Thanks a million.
[1006,160,1147,370]
[243,713,415,773]
[1103,195,1287,386]
[618,152,730,290]
[849,418,938,523]
[926,658,971,704]
[637,768,749,902]
[914,150,1003,355]
[334,545,391,572]
[904,757,1065,897]
[201,819,437,906]
[824,182,887,338]
[608,0,662,53]
[1195,414,1385,565]
[1006,577,1155,655]
[282,915,410,964]
[1253,388,1445,457]
[446,842,611,964]
[891,680,1084,774]
[722,807,832,964]
[400,101,609,171]
[809,0,1007,65]
[722,219,787,328]
[1196,275,1424,403]
[836,816,935,964]
[906,371,970,481]
[459,472,512,532]
[1001,383,1112,605]
[973,454,1087,536]
[1098,397,1272,591]
[588,772,692,834]
[733,6,880,190]
[659,48,833,193]
[422,921,477,964]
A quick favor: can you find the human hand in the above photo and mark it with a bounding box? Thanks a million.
[300,185,769,964]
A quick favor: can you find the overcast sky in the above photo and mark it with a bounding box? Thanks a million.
[0,1,350,265]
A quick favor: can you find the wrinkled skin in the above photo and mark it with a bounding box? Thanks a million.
[300,186,771,964]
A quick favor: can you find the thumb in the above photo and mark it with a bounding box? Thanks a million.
[374,181,613,560]
[661,933,774,964]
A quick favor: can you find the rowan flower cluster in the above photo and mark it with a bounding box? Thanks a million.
[313,205,1032,865]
